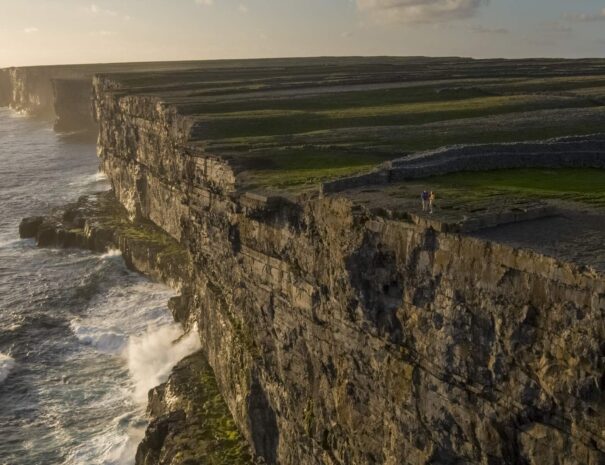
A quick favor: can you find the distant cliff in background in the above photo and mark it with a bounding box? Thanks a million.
[0,61,229,133]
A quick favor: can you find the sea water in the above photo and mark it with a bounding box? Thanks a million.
[0,108,199,464]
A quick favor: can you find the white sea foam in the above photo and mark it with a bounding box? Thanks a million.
[93,172,108,182]
[0,238,23,249]
[101,249,122,259]
[8,110,28,118]
[68,171,110,190]
[0,353,15,383]
[71,321,127,353]
[100,422,146,465]
[125,324,201,403]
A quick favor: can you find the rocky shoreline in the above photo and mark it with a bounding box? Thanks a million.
[20,191,256,465]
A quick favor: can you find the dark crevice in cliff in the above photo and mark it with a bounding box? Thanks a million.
[248,373,279,464]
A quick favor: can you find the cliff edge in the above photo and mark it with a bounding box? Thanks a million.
[89,58,604,465]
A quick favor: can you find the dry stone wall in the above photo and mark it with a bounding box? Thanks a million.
[324,135,605,193]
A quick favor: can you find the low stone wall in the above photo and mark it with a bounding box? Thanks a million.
[324,134,605,192]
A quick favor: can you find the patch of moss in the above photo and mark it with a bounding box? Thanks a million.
[230,315,260,359]
[167,354,254,465]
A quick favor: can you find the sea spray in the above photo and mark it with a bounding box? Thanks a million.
[68,171,110,189]
[125,324,201,403]
[101,249,122,259]
[0,353,15,383]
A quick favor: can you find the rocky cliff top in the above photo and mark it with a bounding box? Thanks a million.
[89,56,605,193]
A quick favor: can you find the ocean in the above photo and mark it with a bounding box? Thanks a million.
[0,108,199,465]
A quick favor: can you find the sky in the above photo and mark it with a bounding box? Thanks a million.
[1,0,604,67]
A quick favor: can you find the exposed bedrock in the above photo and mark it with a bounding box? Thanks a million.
[19,192,256,465]
[0,68,11,107]
[89,74,605,465]
[0,66,88,127]
[0,66,56,117]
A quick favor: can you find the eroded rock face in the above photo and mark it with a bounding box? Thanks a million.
[0,67,56,117]
[0,69,11,107]
[90,75,605,465]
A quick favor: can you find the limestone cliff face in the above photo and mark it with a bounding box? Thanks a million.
[0,67,56,117]
[0,68,11,107]
[0,66,94,132]
[91,75,605,465]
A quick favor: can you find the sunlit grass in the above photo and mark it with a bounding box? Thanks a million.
[425,168,605,207]
[240,149,393,190]
[194,94,593,139]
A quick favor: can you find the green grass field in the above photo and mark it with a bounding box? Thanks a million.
[424,168,605,207]
[104,57,605,191]
[238,149,394,190]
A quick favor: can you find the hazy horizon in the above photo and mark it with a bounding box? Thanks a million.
[1,0,605,68]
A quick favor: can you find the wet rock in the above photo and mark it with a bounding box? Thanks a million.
[136,352,255,465]
[19,216,43,238]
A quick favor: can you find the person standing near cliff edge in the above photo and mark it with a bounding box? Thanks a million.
[421,190,429,212]
[429,191,436,214]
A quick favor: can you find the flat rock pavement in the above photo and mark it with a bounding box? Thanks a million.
[471,208,605,273]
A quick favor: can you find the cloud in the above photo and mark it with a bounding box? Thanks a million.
[90,3,118,16]
[562,8,605,22]
[470,24,508,34]
[23,27,39,34]
[357,0,488,23]
[238,3,249,13]
[195,0,214,5]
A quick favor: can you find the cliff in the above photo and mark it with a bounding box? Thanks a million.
[0,68,11,107]
[88,58,605,465]
[0,66,56,117]
[0,61,225,132]
[15,57,605,464]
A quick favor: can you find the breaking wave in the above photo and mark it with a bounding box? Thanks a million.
[0,353,15,384]
[101,249,122,259]
[126,324,201,403]
[70,321,126,353]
